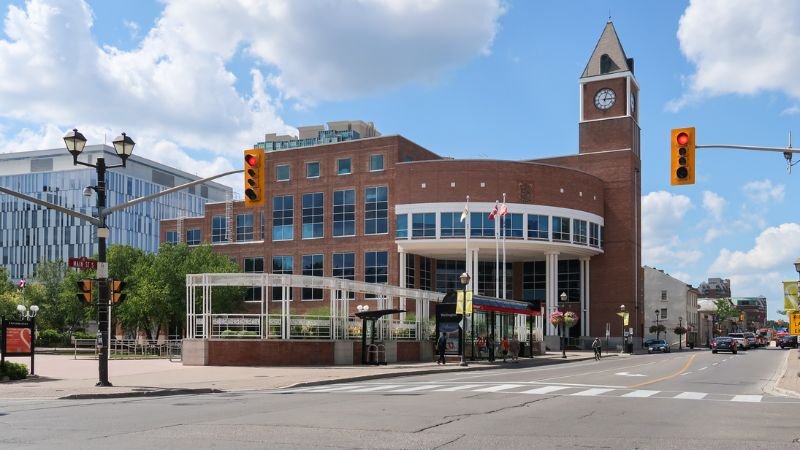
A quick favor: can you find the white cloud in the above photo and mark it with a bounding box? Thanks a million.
[702,191,725,220]
[742,179,784,203]
[641,191,702,265]
[122,19,139,40]
[673,0,800,108]
[709,223,800,273]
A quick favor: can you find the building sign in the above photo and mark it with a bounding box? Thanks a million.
[790,313,800,336]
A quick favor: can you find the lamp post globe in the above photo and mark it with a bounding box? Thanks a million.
[458,272,470,367]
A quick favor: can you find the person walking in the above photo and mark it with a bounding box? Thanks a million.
[437,332,447,365]
[510,335,520,362]
[501,335,510,362]
[592,336,602,360]
[487,333,496,362]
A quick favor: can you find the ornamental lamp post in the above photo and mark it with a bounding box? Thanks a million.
[620,304,626,353]
[560,292,568,358]
[16,304,38,320]
[678,316,683,351]
[459,272,470,367]
[64,128,135,387]
[654,309,660,340]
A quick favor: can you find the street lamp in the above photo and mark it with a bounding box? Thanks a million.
[706,314,712,347]
[678,316,683,351]
[16,304,38,320]
[560,292,568,358]
[64,128,135,387]
[654,309,660,340]
[459,272,471,367]
[619,304,626,353]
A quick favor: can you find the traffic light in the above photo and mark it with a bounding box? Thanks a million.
[670,127,695,185]
[111,279,126,305]
[243,149,265,207]
[77,279,93,305]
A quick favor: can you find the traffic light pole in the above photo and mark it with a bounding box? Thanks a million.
[95,158,112,386]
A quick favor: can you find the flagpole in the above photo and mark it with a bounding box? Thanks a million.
[494,200,499,298]
[465,195,470,287]
[502,193,506,300]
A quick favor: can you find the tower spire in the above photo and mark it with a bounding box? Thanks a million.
[581,20,633,78]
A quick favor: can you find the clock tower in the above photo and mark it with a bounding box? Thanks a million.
[579,20,640,157]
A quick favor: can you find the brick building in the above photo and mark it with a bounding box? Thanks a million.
[162,21,643,347]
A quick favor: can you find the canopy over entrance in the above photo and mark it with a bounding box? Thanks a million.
[442,292,541,316]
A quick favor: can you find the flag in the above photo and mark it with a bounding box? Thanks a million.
[488,202,498,220]
[18,280,26,288]
[498,203,508,217]
[460,204,469,222]
[784,281,798,311]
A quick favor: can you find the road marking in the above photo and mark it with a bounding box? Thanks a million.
[521,385,571,395]
[674,392,706,400]
[348,385,403,392]
[628,354,697,389]
[698,366,708,371]
[571,388,614,396]
[731,395,762,403]
[680,372,691,376]
[474,384,524,392]
[712,363,719,366]
[527,382,625,388]
[388,385,444,392]
[434,384,485,392]
[615,372,646,377]
[622,390,659,398]
[302,385,365,392]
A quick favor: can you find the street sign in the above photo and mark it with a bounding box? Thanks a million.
[789,313,800,336]
[68,257,97,270]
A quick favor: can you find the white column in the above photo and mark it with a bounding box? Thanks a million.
[545,251,559,336]
[583,257,591,337]
[399,248,406,321]
[471,249,479,293]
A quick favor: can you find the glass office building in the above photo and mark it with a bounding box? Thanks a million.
[0,145,232,281]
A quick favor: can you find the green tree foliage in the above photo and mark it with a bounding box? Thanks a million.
[714,298,740,332]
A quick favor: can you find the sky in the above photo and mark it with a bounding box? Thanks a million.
[0,0,798,320]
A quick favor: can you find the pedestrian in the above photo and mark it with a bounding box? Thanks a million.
[487,333,496,362]
[437,332,447,365]
[501,335,510,362]
[510,335,520,362]
[592,336,602,360]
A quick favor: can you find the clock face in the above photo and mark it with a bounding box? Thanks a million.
[594,88,616,110]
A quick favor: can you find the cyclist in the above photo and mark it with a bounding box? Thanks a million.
[592,337,602,360]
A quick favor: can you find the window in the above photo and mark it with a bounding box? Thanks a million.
[186,229,201,245]
[272,195,293,241]
[370,154,384,171]
[337,158,352,175]
[165,231,178,244]
[272,256,293,301]
[364,251,388,297]
[396,214,408,239]
[470,212,496,238]
[244,257,264,302]
[660,308,668,319]
[276,164,290,181]
[412,213,436,238]
[661,290,668,301]
[557,259,580,302]
[420,256,432,291]
[440,212,465,238]
[478,261,512,298]
[552,216,571,242]
[236,214,254,241]
[527,214,549,240]
[306,161,320,178]
[435,259,465,293]
[302,192,324,239]
[523,261,546,304]
[333,189,355,237]
[573,219,587,245]
[405,253,415,288]
[212,215,228,243]
[589,223,600,247]
[332,252,355,299]
[302,254,324,300]
[501,213,523,239]
[364,186,388,234]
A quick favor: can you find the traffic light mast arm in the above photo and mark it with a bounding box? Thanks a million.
[696,144,800,154]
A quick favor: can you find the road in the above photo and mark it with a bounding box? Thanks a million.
[1,348,798,449]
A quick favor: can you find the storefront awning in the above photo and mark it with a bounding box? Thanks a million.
[443,292,541,316]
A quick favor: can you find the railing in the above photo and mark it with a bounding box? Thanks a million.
[74,338,183,359]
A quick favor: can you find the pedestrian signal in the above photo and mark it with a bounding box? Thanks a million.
[111,279,127,305]
[670,127,695,185]
[243,149,265,207]
[77,279,93,305]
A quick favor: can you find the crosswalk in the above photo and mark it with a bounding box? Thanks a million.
[279,382,799,404]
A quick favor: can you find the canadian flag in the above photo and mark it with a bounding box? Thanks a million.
[498,203,508,217]
[488,203,498,221]
[18,280,26,288]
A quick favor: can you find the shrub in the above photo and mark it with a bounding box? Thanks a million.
[0,361,29,380]
[72,331,96,340]
[36,329,66,347]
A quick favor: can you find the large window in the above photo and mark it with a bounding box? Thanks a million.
[332,252,355,299]
[302,192,324,239]
[405,254,415,288]
[435,259,465,293]
[589,222,600,247]
[365,186,388,234]
[478,261,512,298]
[337,158,352,175]
[412,213,435,238]
[552,216,571,242]
[440,212,465,238]
[186,229,201,245]
[333,189,355,237]
[470,212,496,238]
[527,214,549,240]
[165,231,178,244]
[396,214,408,239]
[573,219,587,245]
[523,261,546,304]
[501,213,523,239]
[272,255,293,302]
[276,164,290,181]
[370,154,384,172]
[272,195,293,241]
[302,254,324,300]
[236,214,254,241]
[420,256,432,291]
[557,259,580,303]
[306,161,320,178]
[365,251,388,298]
[212,215,227,243]
[244,257,264,302]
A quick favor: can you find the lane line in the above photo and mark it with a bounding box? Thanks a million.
[698,366,708,371]
[622,390,659,398]
[674,392,707,400]
[731,395,762,403]
[571,388,614,396]
[521,385,571,395]
[628,354,697,389]
[474,384,524,392]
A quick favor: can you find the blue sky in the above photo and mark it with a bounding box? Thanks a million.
[0,0,798,319]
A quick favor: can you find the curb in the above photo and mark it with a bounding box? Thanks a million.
[60,388,223,400]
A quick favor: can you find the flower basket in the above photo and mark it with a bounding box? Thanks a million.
[549,311,564,327]
[563,311,578,328]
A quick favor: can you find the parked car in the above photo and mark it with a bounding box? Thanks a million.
[647,339,671,354]
[743,332,760,348]
[728,333,750,350]
[778,335,798,349]
[711,336,738,354]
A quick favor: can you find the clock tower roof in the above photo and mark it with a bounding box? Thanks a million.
[581,20,633,78]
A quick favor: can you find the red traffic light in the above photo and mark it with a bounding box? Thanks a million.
[245,154,258,167]
[676,132,689,146]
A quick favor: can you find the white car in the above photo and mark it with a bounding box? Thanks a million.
[728,333,750,350]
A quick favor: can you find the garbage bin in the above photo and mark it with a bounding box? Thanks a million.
[625,342,634,353]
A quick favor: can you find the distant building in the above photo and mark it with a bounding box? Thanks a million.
[731,296,767,331]
[257,120,380,152]
[0,146,231,281]
[643,266,698,347]
[697,277,731,298]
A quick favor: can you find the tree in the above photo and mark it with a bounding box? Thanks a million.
[714,298,740,333]
[28,260,68,330]
[649,324,666,339]
[674,326,687,349]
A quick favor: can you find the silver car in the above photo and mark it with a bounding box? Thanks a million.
[728,332,750,350]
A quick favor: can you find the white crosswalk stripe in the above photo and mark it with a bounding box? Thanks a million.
[434,384,485,392]
[301,385,365,392]
[348,385,404,392]
[473,384,525,392]
[521,386,571,395]
[673,392,707,400]
[571,388,614,396]
[622,390,659,398]
[388,385,445,392]
[731,395,762,403]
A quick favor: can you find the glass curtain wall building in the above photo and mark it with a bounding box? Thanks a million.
[0,146,231,281]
